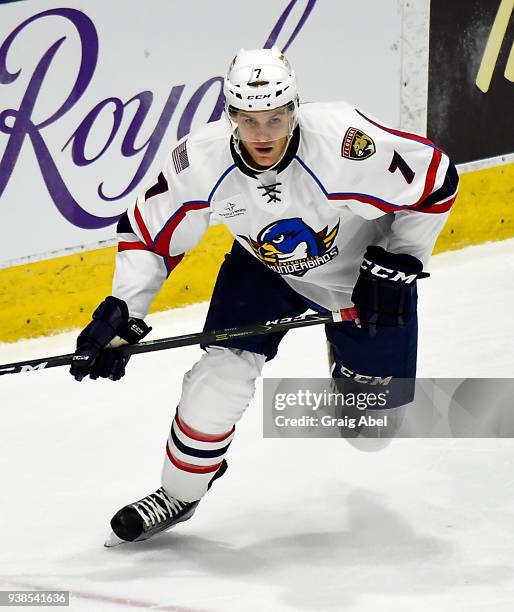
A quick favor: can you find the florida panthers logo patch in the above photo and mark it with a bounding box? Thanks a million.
[239,218,339,277]
[342,127,376,160]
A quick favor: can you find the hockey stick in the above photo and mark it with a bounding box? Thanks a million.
[0,307,358,376]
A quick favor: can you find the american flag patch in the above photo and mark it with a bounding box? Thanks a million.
[172,140,189,174]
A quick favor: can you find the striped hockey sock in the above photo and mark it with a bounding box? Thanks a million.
[161,410,235,501]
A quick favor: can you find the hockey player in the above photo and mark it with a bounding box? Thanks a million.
[69,47,458,545]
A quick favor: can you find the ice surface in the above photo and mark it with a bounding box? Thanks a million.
[1,239,513,611]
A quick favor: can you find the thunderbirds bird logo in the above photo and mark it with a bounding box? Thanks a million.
[239,218,340,276]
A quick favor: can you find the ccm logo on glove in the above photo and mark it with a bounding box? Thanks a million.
[360,258,419,284]
[351,245,429,336]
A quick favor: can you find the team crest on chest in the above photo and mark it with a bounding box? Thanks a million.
[239,218,339,277]
[341,127,376,160]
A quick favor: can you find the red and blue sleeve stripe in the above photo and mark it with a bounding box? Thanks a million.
[134,164,237,257]
[150,201,210,255]
[294,111,457,215]
[116,210,184,278]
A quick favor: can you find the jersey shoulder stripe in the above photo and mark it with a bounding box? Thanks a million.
[356,110,444,153]
[295,154,450,214]
[151,201,210,254]
[297,104,456,215]
[149,163,237,256]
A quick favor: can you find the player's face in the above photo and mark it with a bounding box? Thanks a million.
[233,107,292,168]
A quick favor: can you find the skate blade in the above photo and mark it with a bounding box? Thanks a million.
[104,532,127,547]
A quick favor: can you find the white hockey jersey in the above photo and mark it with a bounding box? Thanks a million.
[113,101,458,319]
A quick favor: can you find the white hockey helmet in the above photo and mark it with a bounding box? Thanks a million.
[223,46,298,112]
[224,47,299,170]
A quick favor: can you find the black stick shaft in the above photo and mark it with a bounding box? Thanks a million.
[0,309,356,377]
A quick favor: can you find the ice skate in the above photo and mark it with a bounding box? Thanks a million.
[105,487,199,547]
[105,459,228,547]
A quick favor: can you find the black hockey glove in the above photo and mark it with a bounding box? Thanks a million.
[351,245,429,336]
[70,296,151,382]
